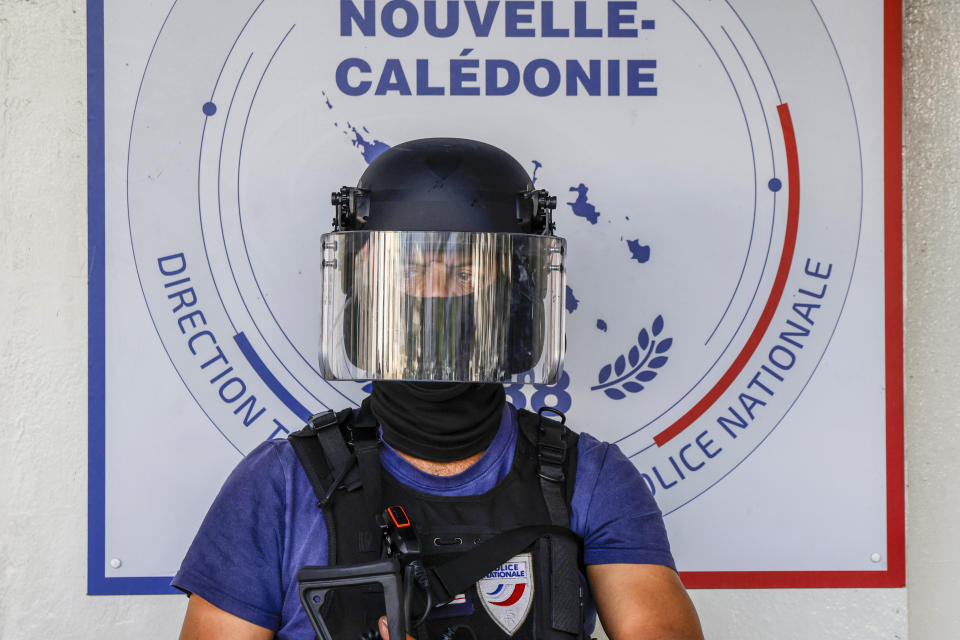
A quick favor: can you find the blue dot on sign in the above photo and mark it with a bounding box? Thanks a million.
[202,102,217,116]
[768,178,782,192]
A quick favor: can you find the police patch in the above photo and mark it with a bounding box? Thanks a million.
[477,553,534,635]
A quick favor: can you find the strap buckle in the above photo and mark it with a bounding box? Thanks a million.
[348,423,380,447]
[539,440,567,467]
[538,461,565,483]
[538,438,567,482]
[307,410,339,433]
[537,406,567,482]
[537,406,567,425]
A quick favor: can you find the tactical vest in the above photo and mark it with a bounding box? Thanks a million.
[289,405,588,640]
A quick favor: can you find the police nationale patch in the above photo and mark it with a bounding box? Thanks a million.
[477,553,534,635]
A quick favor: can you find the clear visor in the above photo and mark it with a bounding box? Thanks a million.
[319,231,566,383]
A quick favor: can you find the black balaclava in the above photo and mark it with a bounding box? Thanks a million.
[368,381,505,462]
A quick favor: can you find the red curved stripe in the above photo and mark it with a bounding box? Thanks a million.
[491,583,526,607]
[654,103,800,447]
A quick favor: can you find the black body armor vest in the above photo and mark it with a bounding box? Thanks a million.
[289,405,587,640]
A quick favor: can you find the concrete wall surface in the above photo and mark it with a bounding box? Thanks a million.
[902,0,960,638]
[0,0,953,638]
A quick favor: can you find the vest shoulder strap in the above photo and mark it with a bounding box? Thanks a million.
[288,408,359,508]
[515,407,580,511]
[517,407,583,637]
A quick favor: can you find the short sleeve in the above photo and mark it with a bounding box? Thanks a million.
[172,440,287,630]
[571,433,676,570]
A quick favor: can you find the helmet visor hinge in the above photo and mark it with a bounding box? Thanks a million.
[521,189,558,235]
[330,186,368,231]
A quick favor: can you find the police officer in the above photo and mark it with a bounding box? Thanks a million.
[175,138,703,640]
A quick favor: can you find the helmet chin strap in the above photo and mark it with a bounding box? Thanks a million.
[368,381,505,463]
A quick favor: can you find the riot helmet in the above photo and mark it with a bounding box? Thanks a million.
[319,138,566,383]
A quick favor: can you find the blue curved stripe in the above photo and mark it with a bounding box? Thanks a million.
[234,332,314,422]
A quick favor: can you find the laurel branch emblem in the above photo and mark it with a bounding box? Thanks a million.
[591,315,672,400]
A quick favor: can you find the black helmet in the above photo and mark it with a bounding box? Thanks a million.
[333,138,558,234]
[319,138,566,383]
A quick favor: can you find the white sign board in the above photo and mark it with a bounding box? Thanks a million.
[88,0,903,593]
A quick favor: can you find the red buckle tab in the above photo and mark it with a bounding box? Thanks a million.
[387,505,411,528]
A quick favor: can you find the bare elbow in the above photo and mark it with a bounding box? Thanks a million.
[610,621,704,640]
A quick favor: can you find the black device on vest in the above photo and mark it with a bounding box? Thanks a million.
[289,405,589,640]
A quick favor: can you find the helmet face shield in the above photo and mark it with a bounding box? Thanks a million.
[319,231,566,383]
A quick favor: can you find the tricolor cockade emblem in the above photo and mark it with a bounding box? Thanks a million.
[477,553,535,635]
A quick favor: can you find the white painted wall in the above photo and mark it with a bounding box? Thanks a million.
[0,0,953,637]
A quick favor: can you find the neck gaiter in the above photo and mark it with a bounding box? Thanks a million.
[368,381,505,462]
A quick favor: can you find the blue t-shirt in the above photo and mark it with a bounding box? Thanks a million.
[173,404,674,638]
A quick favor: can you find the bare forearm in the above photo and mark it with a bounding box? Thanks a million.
[588,563,704,640]
[179,595,275,640]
